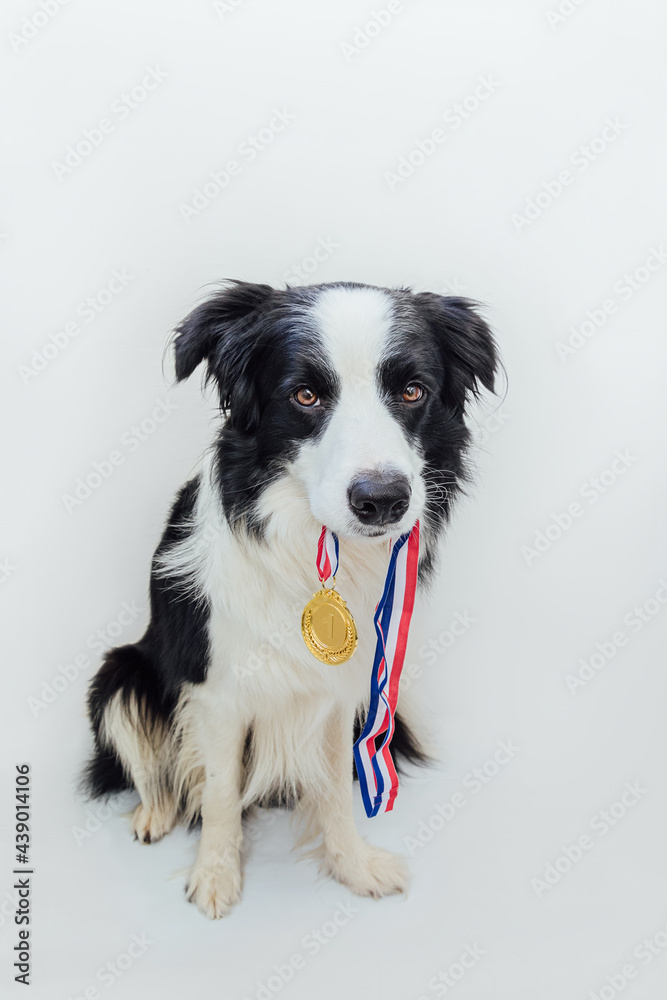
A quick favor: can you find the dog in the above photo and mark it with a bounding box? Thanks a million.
[84,279,498,918]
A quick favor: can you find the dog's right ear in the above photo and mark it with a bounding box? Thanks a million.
[413,293,498,418]
[173,281,276,428]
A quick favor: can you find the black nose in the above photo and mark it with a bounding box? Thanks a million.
[348,472,411,527]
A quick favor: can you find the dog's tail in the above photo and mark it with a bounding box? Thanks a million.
[391,713,432,770]
[82,641,175,800]
[353,711,432,777]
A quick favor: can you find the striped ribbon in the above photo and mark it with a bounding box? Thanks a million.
[316,525,340,584]
[318,521,420,817]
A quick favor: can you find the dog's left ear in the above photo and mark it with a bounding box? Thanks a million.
[414,294,498,416]
[173,281,276,430]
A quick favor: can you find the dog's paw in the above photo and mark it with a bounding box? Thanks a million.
[324,842,410,899]
[186,851,242,919]
[131,800,176,845]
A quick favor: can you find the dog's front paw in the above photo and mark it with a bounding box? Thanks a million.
[324,842,410,899]
[131,799,177,845]
[186,850,243,919]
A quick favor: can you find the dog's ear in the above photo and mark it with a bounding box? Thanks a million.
[173,281,276,430]
[415,294,498,416]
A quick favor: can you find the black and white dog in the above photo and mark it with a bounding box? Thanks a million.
[85,280,497,918]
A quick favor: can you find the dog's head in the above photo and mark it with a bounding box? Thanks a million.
[173,280,497,544]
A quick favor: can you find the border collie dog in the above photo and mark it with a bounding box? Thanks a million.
[85,280,497,918]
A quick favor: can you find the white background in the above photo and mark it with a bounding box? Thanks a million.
[2,1,667,998]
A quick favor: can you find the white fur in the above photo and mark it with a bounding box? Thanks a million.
[99,690,177,844]
[298,285,426,535]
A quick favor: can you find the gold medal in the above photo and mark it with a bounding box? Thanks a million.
[301,587,358,665]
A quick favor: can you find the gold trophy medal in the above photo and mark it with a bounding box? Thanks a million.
[301,587,358,665]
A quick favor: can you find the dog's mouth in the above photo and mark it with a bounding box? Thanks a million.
[356,527,389,538]
[342,518,416,541]
[324,521,391,542]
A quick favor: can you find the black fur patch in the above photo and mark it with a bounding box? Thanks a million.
[83,478,210,798]
[174,281,343,535]
[147,478,211,690]
[380,292,497,573]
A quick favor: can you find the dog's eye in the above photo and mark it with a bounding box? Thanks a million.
[294,387,320,407]
[402,384,424,403]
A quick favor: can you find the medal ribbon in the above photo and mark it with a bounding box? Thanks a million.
[318,521,420,817]
[316,525,339,584]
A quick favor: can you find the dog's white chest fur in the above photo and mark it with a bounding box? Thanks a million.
[168,450,395,810]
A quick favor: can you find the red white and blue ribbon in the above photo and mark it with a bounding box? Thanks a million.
[318,521,420,817]
[316,525,339,584]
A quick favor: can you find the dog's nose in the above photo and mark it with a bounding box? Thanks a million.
[348,472,411,527]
